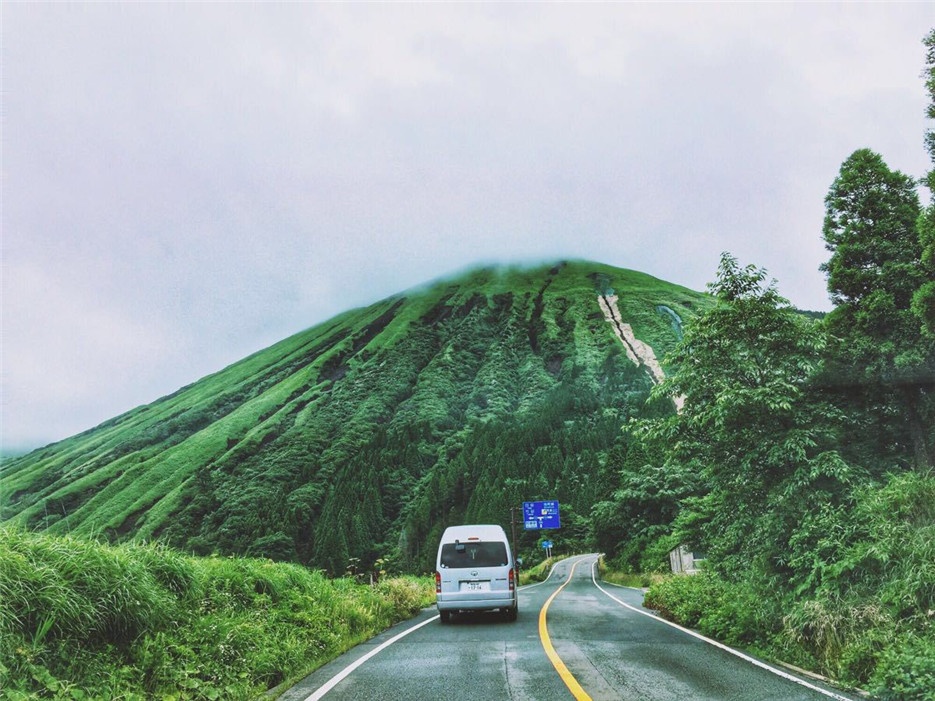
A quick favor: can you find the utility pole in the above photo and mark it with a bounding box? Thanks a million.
[510,506,520,577]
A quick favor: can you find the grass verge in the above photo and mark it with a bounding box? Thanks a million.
[518,555,570,586]
[596,558,666,590]
[0,526,434,700]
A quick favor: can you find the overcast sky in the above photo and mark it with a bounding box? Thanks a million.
[3,3,932,452]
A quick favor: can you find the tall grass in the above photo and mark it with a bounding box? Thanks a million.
[597,558,666,589]
[0,527,434,699]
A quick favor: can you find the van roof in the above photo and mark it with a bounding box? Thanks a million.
[440,524,508,541]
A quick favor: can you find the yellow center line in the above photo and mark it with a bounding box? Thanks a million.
[538,558,592,701]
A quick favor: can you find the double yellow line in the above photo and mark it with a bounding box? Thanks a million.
[538,558,593,700]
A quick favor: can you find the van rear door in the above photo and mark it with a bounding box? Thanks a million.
[439,540,510,594]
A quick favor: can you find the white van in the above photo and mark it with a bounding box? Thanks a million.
[435,524,518,623]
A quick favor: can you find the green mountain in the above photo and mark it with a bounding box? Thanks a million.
[0,261,710,573]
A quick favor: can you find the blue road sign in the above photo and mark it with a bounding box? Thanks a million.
[541,540,553,549]
[522,500,561,530]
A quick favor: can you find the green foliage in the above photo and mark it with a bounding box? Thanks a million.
[610,237,934,693]
[918,30,935,336]
[627,253,848,580]
[0,526,434,699]
[590,433,697,573]
[821,148,922,310]
[597,558,665,589]
[0,527,187,648]
[780,469,935,685]
[626,327,935,691]
[871,634,935,701]
[643,572,772,647]
[519,555,569,585]
[926,29,935,176]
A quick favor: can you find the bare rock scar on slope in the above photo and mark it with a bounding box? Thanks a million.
[598,294,686,413]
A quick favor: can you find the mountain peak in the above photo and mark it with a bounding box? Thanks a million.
[0,262,709,573]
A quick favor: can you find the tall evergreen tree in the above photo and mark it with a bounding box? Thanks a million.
[913,29,935,334]
[821,149,921,308]
[820,149,934,470]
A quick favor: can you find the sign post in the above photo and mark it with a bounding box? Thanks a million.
[522,500,561,530]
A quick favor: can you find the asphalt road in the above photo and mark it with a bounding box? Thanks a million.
[280,555,862,701]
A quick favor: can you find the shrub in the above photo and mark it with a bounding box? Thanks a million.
[373,576,435,616]
[870,633,935,701]
[780,596,894,683]
[643,572,770,646]
[644,572,719,627]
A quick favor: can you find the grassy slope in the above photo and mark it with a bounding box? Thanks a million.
[0,309,384,533]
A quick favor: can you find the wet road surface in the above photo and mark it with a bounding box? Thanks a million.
[281,555,861,701]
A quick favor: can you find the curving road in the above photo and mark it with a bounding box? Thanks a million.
[280,555,861,701]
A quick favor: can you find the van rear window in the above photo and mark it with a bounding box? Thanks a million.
[440,541,509,568]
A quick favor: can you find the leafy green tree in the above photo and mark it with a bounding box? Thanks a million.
[591,435,699,573]
[643,254,852,581]
[820,149,934,470]
[915,210,935,333]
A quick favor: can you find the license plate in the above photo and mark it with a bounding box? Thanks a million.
[461,581,490,592]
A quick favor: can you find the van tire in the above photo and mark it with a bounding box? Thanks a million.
[504,605,518,622]
[439,610,451,624]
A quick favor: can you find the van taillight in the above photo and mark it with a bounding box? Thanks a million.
[509,567,515,591]
[435,571,441,593]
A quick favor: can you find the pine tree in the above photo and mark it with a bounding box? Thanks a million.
[821,149,934,470]
[913,29,935,334]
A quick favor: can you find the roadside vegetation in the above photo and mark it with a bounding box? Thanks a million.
[596,560,665,590]
[0,526,434,700]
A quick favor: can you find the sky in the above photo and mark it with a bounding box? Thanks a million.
[2,3,932,452]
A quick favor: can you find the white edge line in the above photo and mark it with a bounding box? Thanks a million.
[589,561,855,701]
[302,613,439,701]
